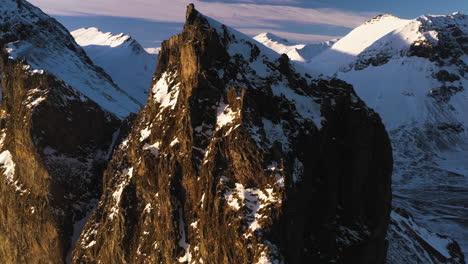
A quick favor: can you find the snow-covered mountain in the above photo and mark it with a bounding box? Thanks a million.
[307,12,468,262]
[253,32,337,62]
[72,27,157,105]
[0,1,141,119]
[308,14,412,75]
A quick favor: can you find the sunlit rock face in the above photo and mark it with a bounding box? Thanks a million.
[73,5,393,264]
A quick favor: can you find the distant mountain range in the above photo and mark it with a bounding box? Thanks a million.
[253,32,338,62]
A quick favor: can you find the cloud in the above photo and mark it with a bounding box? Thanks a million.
[29,0,373,29]
[234,0,302,4]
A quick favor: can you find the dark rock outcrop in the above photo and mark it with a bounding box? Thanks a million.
[73,5,392,264]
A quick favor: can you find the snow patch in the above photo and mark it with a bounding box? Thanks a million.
[216,103,239,131]
[177,207,192,263]
[223,180,280,237]
[143,142,160,157]
[292,159,304,183]
[152,72,180,110]
[0,150,16,184]
[262,119,290,152]
[0,149,27,194]
[140,128,151,142]
[108,168,134,220]
[170,138,180,147]
[271,82,323,128]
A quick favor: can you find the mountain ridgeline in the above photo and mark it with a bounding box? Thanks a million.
[0,0,463,264]
[253,32,337,63]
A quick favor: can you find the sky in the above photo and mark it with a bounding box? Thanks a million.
[28,0,468,48]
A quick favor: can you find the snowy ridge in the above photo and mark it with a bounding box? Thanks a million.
[72,27,157,105]
[254,32,337,62]
[72,27,133,48]
[308,14,412,74]
[312,12,468,132]
[0,0,141,118]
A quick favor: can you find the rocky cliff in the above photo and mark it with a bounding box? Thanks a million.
[0,51,120,263]
[73,5,393,264]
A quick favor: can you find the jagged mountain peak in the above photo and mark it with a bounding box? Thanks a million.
[184,4,280,60]
[73,4,392,264]
[72,27,134,48]
[366,14,401,24]
[254,32,291,44]
[0,0,142,118]
[416,12,468,36]
[253,32,304,55]
[72,27,152,57]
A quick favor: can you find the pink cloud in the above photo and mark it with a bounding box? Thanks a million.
[29,0,374,28]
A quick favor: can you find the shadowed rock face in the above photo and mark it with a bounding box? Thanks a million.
[73,5,392,264]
